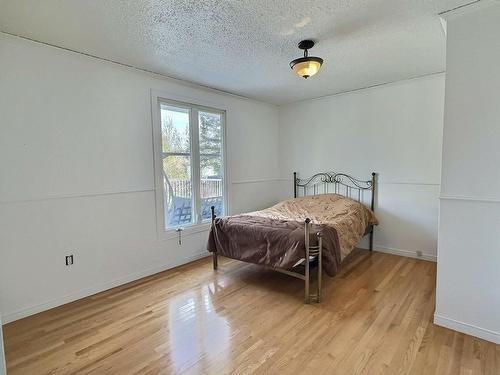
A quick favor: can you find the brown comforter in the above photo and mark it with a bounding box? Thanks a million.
[207,194,378,276]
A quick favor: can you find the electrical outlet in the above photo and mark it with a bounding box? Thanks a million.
[416,250,423,258]
[65,255,74,266]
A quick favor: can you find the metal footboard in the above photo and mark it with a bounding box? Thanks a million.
[304,218,323,303]
[210,206,322,304]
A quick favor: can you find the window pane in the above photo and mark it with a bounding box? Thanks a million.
[160,102,193,229]
[160,104,190,154]
[199,111,222,154]
[163,155,193,227]
[200,156,224,220]
[199,110,224,220]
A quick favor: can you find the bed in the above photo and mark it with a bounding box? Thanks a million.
[207,172,378,303]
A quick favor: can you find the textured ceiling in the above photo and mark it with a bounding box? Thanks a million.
[0,0,467,104]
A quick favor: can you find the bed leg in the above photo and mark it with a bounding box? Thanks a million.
[305,267,310,304]
[213,252,218,270]
[370,172,376,252]
[211,205,218,270]
[304,218,311,304]
[317,233,322,303]
[369,228,374,251]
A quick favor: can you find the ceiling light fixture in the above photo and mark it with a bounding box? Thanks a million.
[290,40,323,79]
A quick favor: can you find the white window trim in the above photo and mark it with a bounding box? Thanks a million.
[151,90,229,240]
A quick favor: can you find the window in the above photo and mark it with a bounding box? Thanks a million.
[153,96,226,233]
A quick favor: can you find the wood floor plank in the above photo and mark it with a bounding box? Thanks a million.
[3,250,500,374]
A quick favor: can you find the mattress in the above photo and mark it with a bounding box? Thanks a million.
[248,194,378,261]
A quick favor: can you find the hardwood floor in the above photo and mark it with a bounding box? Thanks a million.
[4,250,500,374]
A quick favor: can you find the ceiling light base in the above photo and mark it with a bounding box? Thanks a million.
[298,40,315,50]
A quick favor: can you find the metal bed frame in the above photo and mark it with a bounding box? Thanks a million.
[211,171,376,303]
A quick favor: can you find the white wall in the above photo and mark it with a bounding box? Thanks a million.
[0,33,281,322]
[435,1,500,344]
[278,74,445,260]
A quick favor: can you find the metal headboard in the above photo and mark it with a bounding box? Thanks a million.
[293,172,376,212]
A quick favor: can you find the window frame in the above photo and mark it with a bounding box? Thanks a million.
[151,91,228,240]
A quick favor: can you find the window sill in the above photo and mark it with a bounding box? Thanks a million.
[159,222,212,241]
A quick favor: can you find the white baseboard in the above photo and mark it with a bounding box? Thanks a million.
[373,245,437,262]
[2,251,208,324]
[0,315,6,375]
[434,314,500,344]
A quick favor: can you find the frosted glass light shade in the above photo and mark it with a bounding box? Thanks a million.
[290,57,323,78]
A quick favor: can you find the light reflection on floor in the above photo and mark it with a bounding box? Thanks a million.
[167,277,231,373]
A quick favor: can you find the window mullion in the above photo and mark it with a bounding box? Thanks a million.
[191,108,202,224]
